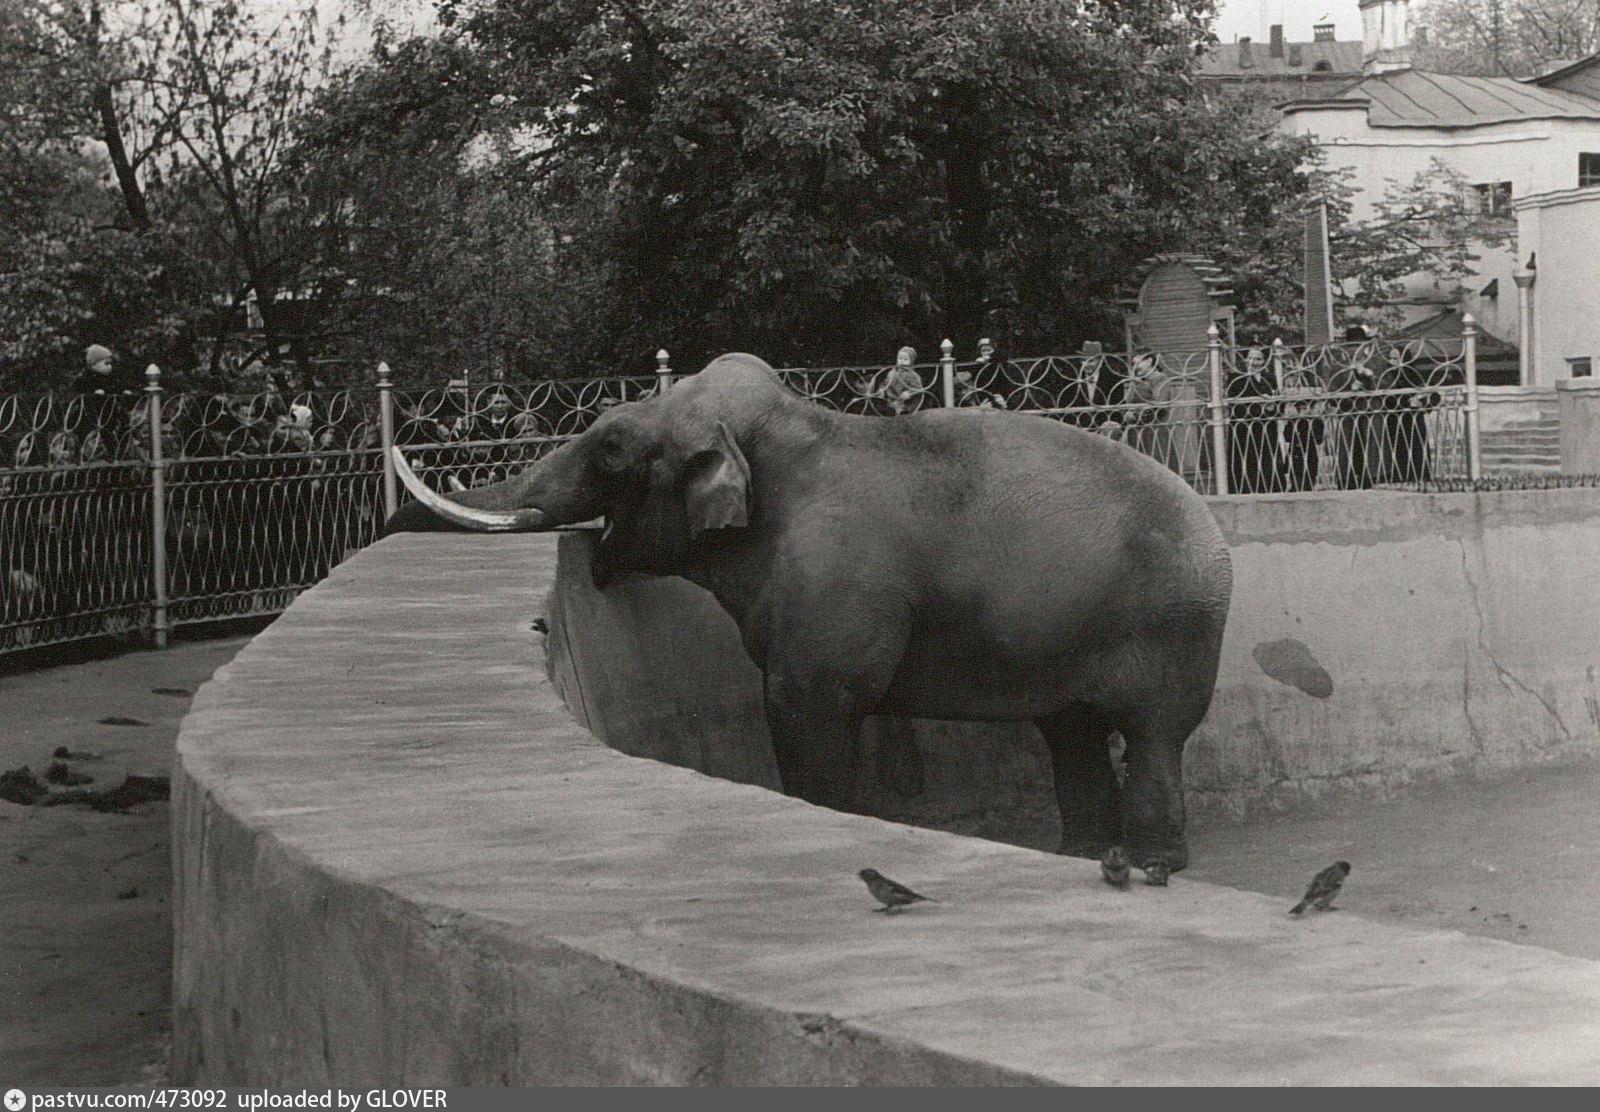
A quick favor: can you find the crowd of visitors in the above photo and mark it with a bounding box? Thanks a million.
[2,335,1454,651]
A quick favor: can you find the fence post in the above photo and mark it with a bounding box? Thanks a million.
[1463,314,1482,481]
[656,349,674,393]
[940,339,956,408]
[377,361,398,519]
[1207,324,1230,495]
[145,365,169,649]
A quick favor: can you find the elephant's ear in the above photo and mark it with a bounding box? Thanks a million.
[684,421,750,538]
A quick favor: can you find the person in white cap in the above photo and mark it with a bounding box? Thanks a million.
[70,344,142,461]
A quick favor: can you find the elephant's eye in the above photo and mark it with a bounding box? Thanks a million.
[595,433,630,473]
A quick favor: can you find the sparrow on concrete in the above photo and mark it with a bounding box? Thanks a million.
[1142,857,1170,887]
[1100,845,1131,888]
[1290,861,1351,915]
[858,868,935,913]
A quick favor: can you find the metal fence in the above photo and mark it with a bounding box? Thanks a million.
[0,320,1486,658]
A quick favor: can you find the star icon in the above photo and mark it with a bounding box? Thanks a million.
[5,1089,27,1112]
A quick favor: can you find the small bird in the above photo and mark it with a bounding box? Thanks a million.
[1290,861,1351,915]
[1100,845,1131,888]
[858,868,935,913]
[1142,857,1170,887]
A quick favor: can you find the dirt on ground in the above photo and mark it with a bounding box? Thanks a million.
[2,631,1599,1084]
[0,634,253,1087]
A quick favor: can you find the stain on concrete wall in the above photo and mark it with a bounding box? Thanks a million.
[1251,639,1334,699]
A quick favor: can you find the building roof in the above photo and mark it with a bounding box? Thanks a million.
[1198,38,1362,82]
[1527,52,1600,101]
[1282,68,1600,127]
[1394,308,1518,360]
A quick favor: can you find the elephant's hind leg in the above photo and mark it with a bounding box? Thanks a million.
[1119,706,1198,872]
[1036,705,1122,860]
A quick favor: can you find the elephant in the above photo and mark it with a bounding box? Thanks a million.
[387,353,1233,870]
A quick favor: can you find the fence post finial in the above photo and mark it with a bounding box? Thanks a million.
[940,339,956,408]
[1206,324,1230,495]
[377,361,399,520]
[656,349,674,393]
[145,365,169,648]
[1462,314,1481,481]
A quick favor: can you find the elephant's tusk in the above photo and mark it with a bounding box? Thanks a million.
[389,446,547,532]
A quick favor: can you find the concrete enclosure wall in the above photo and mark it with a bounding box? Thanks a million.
[172,518,1600,1085]
[1559,377,1600,472]
[551,488,1600,837]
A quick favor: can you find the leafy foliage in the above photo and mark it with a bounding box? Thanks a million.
[0,0,336,390]
[1329,158,1512,330]
[292,0,1320,374]
[1413,0,1600,77]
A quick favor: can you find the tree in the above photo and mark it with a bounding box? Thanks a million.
[1413,0,1600,77]
[0,0,340,390]
[1330,159,1513,329]
[291,0,1317,376]
[1220,154,1513,343]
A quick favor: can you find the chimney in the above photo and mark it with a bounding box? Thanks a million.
[1270,24,1285,58]
[1360,0,1413,74]
[1313,23,1336,42]
[1238,36,1253,68]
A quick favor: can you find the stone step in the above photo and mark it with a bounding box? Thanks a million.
[1483,424,1560,437]
[1482,456,1561,468]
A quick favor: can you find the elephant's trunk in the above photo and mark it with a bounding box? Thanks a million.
[390,447,548,532]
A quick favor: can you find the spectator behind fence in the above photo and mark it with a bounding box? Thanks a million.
[1377,345,1437,484]
[1225,347,1284,494]
[1331,327,1382,491]
[467,391,518,443]
[1054,339,1103,426]
[437,377,472,441]
[1280,381,1326,492]
[269,402,316,453]
[69,344,144,462]
[955,337,1009,409]
[875,346,923,415]
[461,390,536,487]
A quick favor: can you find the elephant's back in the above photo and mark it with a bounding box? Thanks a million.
[893,408,1230,639]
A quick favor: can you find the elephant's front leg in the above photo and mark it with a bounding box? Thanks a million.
[763,671,871,813]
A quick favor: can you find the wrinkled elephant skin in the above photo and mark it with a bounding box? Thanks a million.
[389,355,1232,870]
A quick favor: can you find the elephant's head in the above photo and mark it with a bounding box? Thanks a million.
[391,356,769,588]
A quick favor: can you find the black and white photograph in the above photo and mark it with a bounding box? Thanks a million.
[4,0,1600,1089]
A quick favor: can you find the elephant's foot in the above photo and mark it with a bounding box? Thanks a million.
[1123,836,1189,873]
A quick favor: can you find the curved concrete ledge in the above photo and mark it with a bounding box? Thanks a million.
[175,517,1600,1084]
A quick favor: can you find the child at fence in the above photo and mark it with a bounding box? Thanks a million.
[68,345,144,462]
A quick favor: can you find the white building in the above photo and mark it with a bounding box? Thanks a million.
[1512,186,1600,385]
[1276,0,1600,383]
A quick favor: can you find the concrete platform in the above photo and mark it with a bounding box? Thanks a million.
[172,532,1600,1085]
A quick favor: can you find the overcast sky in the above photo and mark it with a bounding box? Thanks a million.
[1214,0,1365,43]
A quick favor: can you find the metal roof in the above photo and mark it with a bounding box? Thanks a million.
[1198,39,1361,80]
[1283,68,1600,127]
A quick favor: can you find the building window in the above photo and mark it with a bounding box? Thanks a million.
[1568,356,1593,378]
[1473,181,1512,216]
[1581,153,1600,187]
[1312,59,1333,71]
